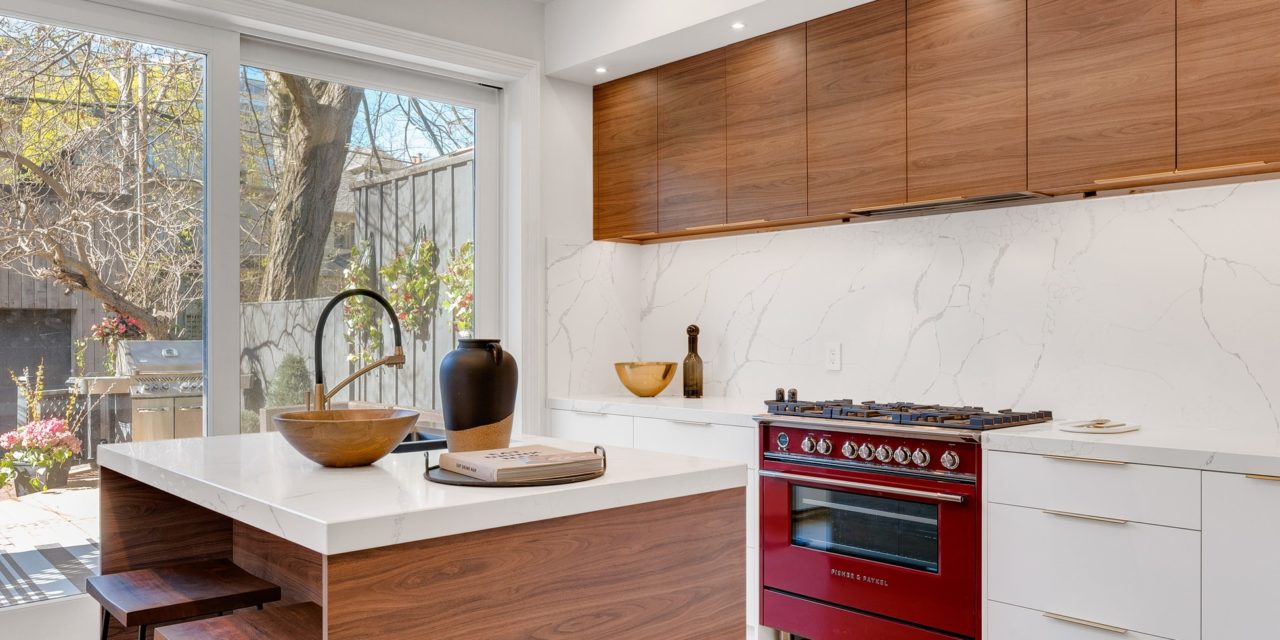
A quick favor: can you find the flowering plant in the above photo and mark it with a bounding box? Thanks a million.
[90,314,145,375]
[439,240,474,334]
[342,243,384,365]
[379,235,439,335]
[0,418,82,492]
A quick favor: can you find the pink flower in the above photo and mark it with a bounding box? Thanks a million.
[4,418,80,456]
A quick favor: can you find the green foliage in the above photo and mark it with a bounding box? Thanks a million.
[342,242,384,366]
[379,233,439,335]
[439,240,475,334]
[240,409,261,434]
[267,354,312,409]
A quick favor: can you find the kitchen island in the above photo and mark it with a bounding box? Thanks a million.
[96,432,746,639]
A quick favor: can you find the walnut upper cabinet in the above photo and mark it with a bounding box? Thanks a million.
[1028,0,1176,193]
[594,71,657,240]
[726,25,808,223]
[807,0,907,216]
[1178,0,1280,171]
[906,0,1027,203]
[657,50,727,232]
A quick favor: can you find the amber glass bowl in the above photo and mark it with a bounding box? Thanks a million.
[274,408,418,467]
[614,362,678,397]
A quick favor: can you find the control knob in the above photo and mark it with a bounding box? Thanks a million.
[911,448,931,467]
[940,450,961,470]
[893,446,911,465]
[816,438,832,455]
[875,445,893,463]
[801,436,817,454]
[841,441,856,458]
[858,443,874,460]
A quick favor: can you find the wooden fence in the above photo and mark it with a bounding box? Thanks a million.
[241,149,474,414]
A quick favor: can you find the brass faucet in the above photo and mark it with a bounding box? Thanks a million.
[308,288,406,411]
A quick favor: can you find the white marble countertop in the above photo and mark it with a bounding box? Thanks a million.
[985,422,1280,475]
[98,432,745,555]
[547,395,765,428]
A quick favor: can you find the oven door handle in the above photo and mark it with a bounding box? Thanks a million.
[758,470,966,504]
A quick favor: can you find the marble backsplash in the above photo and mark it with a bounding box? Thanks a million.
[547,178,1280,432]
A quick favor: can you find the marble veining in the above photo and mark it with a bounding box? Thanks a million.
[547,178,1280,433]
[97,432,745,555]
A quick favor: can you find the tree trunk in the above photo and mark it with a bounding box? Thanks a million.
[259,74,363,301]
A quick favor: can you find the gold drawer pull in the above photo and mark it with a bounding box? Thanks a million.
[1043,611,1129,634]
[1042,454,1126,465]
[1042,509,1129,525]
[1246,474,1280,482]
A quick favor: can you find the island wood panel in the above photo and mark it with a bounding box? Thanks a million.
[726,25,808,223]
[906,0,1027,202]
[232,521,324,605]
[594,71,658,240]
[1028,0,1176,193]
[657,49,727,232]
[807,0,907,216]
[99,467,232,575]
[324,488,746,640]
[1178,0,1280,170]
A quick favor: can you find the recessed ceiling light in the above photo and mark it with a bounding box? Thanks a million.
[595,66,607,74]
[731,22,746,30]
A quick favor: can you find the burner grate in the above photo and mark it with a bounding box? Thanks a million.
[764,399,1052,430]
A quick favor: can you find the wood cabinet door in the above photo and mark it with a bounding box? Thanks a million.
[1028,0,1175,192]
[726,25,807,223]
[1203,471,1280,639]
[657,50,726,232]
[907,0,1027,202]
[807,0,907,216]
[1179,0,1280,170]
[594,71,657,240]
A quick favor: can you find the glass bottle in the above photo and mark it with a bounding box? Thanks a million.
[683,324,703,398]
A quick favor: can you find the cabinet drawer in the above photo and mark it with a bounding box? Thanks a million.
[987,450,1200,529]
[987,600,1167,640]
[988,503,1200,640]
[547,409,633,448]
[632,417,756,468]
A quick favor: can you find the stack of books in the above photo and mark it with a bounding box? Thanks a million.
[439,444,604,482]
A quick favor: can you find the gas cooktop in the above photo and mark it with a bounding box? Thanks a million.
[764,399,1052,430]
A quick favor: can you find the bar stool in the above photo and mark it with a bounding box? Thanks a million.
[86,558,281,640]
[155,602,322,639]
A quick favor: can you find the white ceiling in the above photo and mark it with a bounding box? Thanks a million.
[543,0,868,85]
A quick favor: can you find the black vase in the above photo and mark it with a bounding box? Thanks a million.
[439,338,518,452]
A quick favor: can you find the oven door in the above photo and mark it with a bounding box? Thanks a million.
[760,463,978,638]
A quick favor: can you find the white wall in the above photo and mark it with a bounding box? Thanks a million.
[548,178,1280,434]
[285,0,546,61]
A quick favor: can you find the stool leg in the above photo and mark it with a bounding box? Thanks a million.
[137,623,147,640]
[100,609,110,640]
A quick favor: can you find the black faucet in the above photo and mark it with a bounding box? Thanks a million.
[309,288,406,410]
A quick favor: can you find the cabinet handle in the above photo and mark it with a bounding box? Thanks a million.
[1042,509,1128,525]
[1042,454,1126,466]
[1246,474,1280,482]
[1043,611,1128,634]
[1094,160,1267,185]
[668,419,711,427]
[573,411,606,418]
[136,408,170,413]
[176,406,202,412]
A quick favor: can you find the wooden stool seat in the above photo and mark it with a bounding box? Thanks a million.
[87,558,281,633]
[155,602,322,640]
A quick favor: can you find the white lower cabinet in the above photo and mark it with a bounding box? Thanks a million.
[546,409,634,447]
[988,600,1167,640]
[988,502,1200,640]
[1203,471,1280,639]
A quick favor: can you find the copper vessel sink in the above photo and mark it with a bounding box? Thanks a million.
[274,408,419,467]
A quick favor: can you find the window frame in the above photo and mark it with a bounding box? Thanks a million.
[0,0,510,436]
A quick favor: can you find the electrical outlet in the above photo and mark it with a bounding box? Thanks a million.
[825,342,842,371]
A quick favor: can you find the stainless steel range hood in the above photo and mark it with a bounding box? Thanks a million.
[847,192,1047,218]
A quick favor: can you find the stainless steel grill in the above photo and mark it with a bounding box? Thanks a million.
[117,340,204,441]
